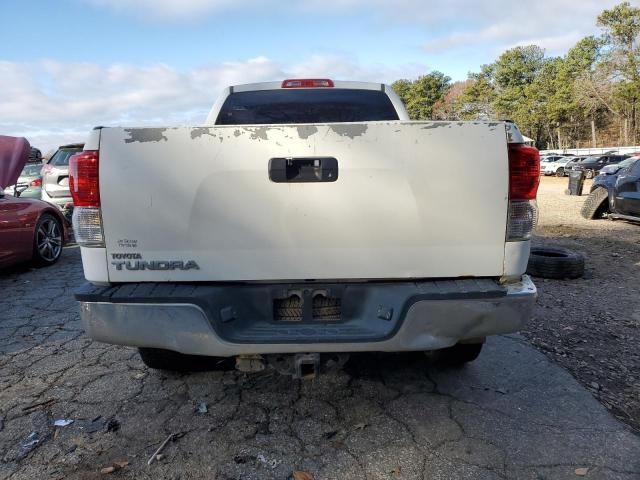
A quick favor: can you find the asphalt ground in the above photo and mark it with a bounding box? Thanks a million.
[1,176,639,479]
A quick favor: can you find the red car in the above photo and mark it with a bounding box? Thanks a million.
[0,136,67,269]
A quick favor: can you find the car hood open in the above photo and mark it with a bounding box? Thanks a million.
[0,136,30,189]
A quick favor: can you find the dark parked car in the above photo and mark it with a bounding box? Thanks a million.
[581,156,640,221]
[0,136,68,269]
[573,154,629,179]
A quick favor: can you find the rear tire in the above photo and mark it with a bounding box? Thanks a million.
[581,188,609,220]
[526,247,584,279]
[138,348,231,372]
[555,167,565,177]
[585,169,594,179]
[433,342,483,366]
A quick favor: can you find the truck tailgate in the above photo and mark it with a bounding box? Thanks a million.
[99,121,509,282]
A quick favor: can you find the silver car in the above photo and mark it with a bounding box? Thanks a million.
[41,143,84,213]
[5,163,43,198]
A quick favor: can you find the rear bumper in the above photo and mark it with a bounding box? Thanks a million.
[76,276,537,356]
[41,189,72,208]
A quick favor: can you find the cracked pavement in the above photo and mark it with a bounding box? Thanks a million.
[1,247,639,480]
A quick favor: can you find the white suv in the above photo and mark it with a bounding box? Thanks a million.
[541,155,573,177]
[41,143,84,215]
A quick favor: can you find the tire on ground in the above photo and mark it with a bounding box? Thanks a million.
[432,342,483,367]
[526,247,585,280]
[581,187,609,220]
[138,348,231,372]
[32,213,63,267]
[555,167,565,177]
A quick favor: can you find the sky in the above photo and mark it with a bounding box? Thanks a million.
[0,0,630,152]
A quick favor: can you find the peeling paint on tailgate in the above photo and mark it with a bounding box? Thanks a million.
[124,128,168,144]
[329,124,368,138]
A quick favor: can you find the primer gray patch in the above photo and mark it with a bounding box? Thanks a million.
[247,126,269,141]
[124,128,168,143]
[296,125,318,140]
[190,127,214,139]
[233,129,242,137]
[420,123,444,130]
[329,124,368,138]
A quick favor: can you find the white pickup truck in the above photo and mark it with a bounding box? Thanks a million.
[72,78,539,377]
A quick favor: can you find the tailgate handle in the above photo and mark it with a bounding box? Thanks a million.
[269,157,338,183]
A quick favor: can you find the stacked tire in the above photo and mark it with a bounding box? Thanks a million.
[526,247,584,280]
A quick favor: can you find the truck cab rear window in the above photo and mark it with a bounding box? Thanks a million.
[215,89,399,125]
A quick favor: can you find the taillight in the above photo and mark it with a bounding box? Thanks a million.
[69,151,100,207]
[508,143,540,200]
[30,178,42,187]
[73,207,104,247]
[506,201,538,241]
[507,143,540,241]
[69,150,104,247]
[281,79,334,88]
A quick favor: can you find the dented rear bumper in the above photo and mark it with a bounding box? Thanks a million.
[75,276,536,356]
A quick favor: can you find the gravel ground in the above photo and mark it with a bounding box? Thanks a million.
[525,176,640,432]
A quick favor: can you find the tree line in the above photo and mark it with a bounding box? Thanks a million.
[392,2,640,150]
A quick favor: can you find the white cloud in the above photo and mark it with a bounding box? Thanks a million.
[0,56,426,152]
[85,0,621,30]
[84,0,257,19]
[424,24,585,57]
[507,32,587,54]
[82,0,622,71]
[422,0,620,56]
[288,55,425,84]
